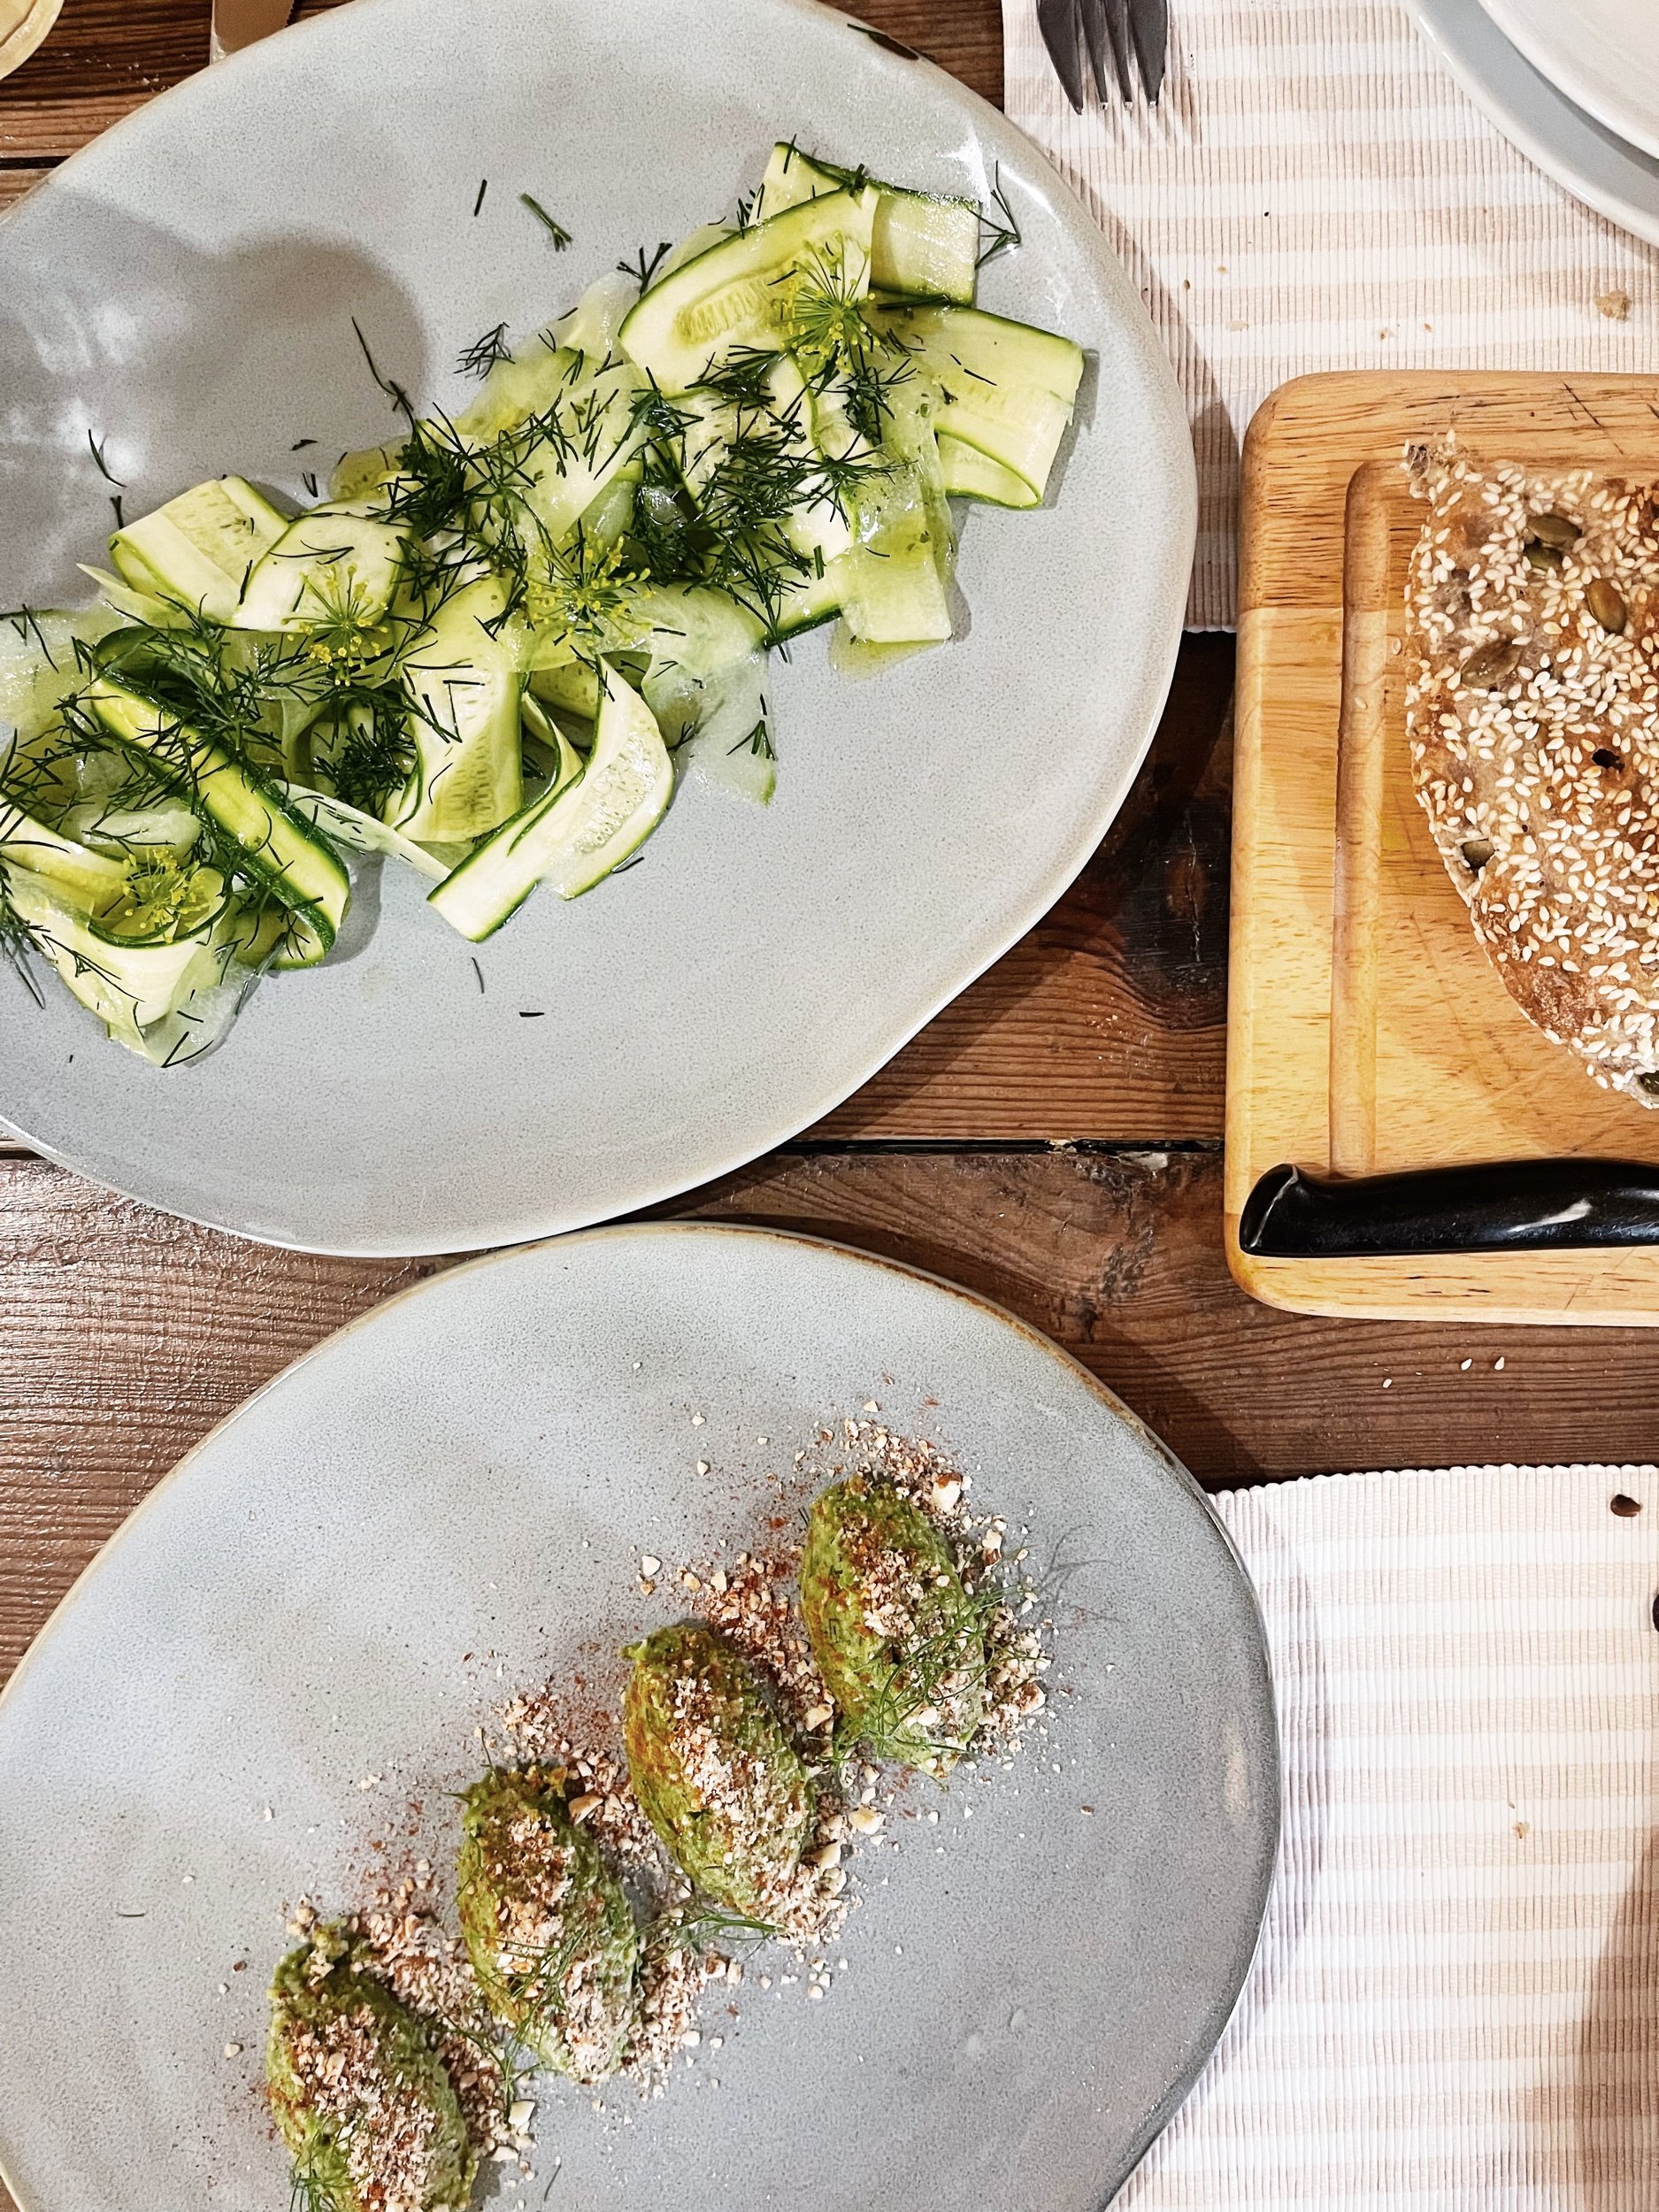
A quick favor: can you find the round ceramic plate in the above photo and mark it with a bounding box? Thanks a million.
[0,0,1194,1257]
[0,1225,1277,2212]
[1413,0,1659,247]
[1474,0,1659,165]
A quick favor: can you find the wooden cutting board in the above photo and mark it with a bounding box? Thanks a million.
[1228,371,1659,1325]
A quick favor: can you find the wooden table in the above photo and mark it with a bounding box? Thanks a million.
[5,0,1658,1741]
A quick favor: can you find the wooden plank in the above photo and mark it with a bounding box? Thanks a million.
[1231,371,1659,1322]
[0,162,48,207]
[0,0,209,159]
[812,632,1231,1138]
[10,1142,1659,1689]
[0,0,999,160]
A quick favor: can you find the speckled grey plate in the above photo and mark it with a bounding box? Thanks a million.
[0,1225,1275,2212]
[0,0,1194,1257]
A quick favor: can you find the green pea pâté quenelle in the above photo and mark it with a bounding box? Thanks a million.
[266,1922,476,2212]
[622,1621,814,1916]
[799,1474,986,1777]
[457,1763,641,2083]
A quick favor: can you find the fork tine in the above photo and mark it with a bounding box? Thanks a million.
[1077,0,1114,105]
[1036,0,1087,111]
[1127,0,1169,101]
[1104,0,1139,100]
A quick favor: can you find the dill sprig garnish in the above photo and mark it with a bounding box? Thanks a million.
[976,165,1021,270]
[729,718,774,761]
[523,527,646,664]
[457,322,512,382]
[618,240,672,293]
[519,193,572,250]
[833,1576,1003,1771]
[350,316,416,424]
[784,244,873,381]
[0,865,46,1007]
[87,430,124,488]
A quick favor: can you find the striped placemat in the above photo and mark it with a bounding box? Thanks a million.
[1118,1463,1659,2207]
[1002,0,1659,628]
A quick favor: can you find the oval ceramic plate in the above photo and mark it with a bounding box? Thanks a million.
[0,1225,1276,2212]
[1474,0,1659,164]
[1413,0,1659,247]
[0,0,1194,1257]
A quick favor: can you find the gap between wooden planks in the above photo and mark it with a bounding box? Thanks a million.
[10,1141,1659,1690]
[0,0,1002,161]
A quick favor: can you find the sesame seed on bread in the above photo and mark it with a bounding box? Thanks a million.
[1405,442,1659,1107]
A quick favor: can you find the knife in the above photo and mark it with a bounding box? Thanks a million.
[1239,1159,1659,1260]
[209,0,294,62]
[1036,0,1087,111]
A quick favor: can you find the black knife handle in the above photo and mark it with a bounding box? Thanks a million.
[1239,1159,1659,1259]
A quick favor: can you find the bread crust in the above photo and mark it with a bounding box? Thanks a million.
[1405,444,1659,1107]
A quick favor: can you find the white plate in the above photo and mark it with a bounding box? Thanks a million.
[0,0,1194,1257]
[0,1225,1278,2212]
[1413,0,1659,247]
[1474,0,1659,165]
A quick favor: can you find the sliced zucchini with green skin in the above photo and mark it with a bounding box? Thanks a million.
[938,432,1042,508]
[233,503,407,632]
[329,442,403,503]
[823,374,953,647]
[0,801,128,910]
[109,477,289,624]
[0,606,125,749]
[0,857,246,1064]
[82,676,349,965]
[428,663,672,941]
[518,361,646,550]
[864,303,1084,500]
[390,576,525,843]
[529,659,602,719]
[279,787,449,882]
[618,187,878,392]
[756,142,980,304]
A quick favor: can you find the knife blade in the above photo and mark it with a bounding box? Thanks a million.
[1127,0,1169,102]
[209,0,293,62]
[1036,0,1087,111]
[1238,1158,1659,1260]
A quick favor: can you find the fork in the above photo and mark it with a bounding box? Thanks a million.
[1036,0,1168,108]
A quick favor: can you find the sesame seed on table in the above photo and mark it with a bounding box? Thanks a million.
[4,0,1659,1954]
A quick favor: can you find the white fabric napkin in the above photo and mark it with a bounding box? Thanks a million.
[1002,0,1659,627]
[1117,1463,1659,2209]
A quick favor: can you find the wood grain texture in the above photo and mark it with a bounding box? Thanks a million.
[0,0,999,159]
[1231,371,1659,1322]
[13,1139,1659,1692]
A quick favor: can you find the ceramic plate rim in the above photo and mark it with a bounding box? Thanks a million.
[0,0,1197,1260]
[1472,0,1659,164]
[0,1219,1279,2210]
[1411,0,1659,248]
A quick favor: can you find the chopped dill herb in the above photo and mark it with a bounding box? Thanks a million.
[618,240,672,292]
[976,166,1021,269]
[472,176,488,217]
[729,718,774,760]
[290,437,318,451]
[87,430,125,488]
[109,494,125,530]
[301,472,319,499]
[350,316,415,422]
[457,321,512,382]
[519,193,572,250]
